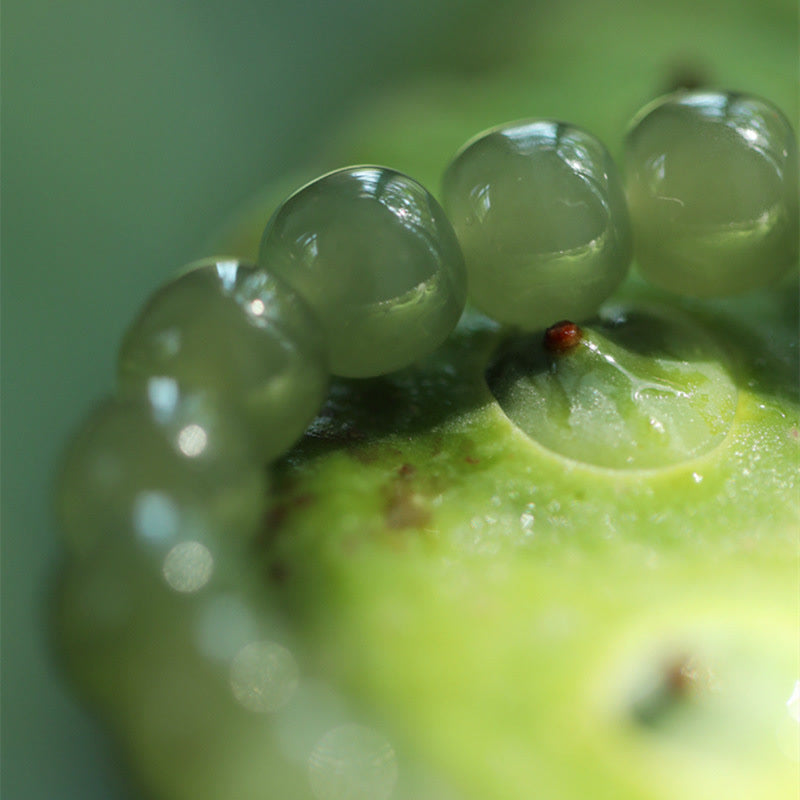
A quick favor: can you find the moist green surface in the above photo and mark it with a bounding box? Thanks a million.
[55,0,799,798]
[488,306,739,469]
[256,282,798,800]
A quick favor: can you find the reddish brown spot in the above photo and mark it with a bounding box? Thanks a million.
[398,463,416,478]
[384,478,431,531]
[664,655,697,697]
[386,494,430,530]
[263,492,314,532]
[465,456,480,465]
[543,320,583,354]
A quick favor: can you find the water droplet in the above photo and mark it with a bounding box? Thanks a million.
[308,724,398,800]
[692,472,703,483]
[520,511,535,531]
[230,640,299,713]
[162,541,213,592]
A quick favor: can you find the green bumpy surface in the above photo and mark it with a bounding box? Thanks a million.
[118,259,329,461]
[258,167,467,378]
[54,0,800,798]
[625,91,799,296]
[442,120,631,328]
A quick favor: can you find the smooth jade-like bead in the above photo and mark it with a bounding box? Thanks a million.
[625,91,800,296]
[55,397,267,562]
[258,167,467,378]
[442,120,631,330]
[118,259,328,461]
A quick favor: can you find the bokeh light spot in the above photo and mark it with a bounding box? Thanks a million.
[177,423,208,457]
[162,541,213,592]
[230,640,299,712]
[308,724,398,800]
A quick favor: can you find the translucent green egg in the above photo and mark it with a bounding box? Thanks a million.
[118,259,328,461]
[442,120,632,330]
[55,397,267,561]
[258,167,467,378]
[625,91,800,296]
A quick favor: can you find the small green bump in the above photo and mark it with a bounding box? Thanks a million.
[488,307,738,469]
[442,120,632,329]
[258,167,467,378]
[625,90,800,296]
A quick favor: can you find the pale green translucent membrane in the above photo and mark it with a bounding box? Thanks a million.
[54,536,313,800]
[442,120,631,330]
[625,91,800,297]
[118,259,329,461]
[488,309,737,469]
[56,398,267,560]
[258,167,467,378]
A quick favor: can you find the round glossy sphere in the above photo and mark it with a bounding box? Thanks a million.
[258,167,467,378]
[442,120,631,330]
[625,91,799,296]
[55,397,267,561]
[118,259,328,461]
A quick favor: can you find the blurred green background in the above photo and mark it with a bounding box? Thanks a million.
[2,0,797,798]
[1,1,507,797]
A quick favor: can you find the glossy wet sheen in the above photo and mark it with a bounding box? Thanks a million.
[625,91,799,296]
[118,259,329,461]
[442,120,632,329]
[258,167,467,377]
[488,308,738,469]
[56,397,266,559]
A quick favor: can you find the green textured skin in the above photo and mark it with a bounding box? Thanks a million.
[54,0,799,798]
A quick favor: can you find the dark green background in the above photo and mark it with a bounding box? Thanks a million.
[1,1,500,796]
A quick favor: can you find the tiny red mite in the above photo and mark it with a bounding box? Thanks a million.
[543,320,583,354]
